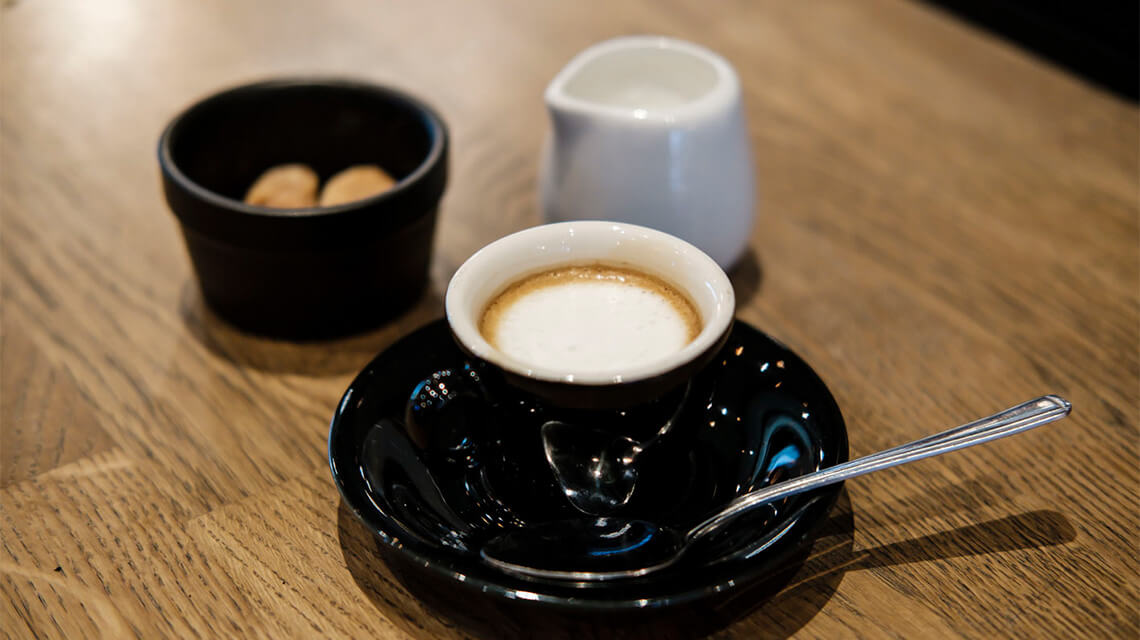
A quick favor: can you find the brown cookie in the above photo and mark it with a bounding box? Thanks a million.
[244,164,319,208]
[318,165,396,207]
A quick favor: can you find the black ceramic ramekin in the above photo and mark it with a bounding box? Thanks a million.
[159,78,448,339]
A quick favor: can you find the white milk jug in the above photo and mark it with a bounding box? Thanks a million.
[540,36,756,269]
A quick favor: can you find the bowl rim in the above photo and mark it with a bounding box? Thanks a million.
[157,76,447,219]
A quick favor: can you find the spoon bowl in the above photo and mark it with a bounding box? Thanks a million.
[480,518,683,581]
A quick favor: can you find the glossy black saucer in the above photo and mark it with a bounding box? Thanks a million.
[328,319,848,610]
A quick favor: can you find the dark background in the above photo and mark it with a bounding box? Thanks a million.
[928,0,1139,101]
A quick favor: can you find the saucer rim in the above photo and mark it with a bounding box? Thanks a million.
[328,318,849,611]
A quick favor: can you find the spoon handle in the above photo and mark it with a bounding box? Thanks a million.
[687,395,1071,542]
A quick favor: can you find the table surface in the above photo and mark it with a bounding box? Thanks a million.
[3,1,1137,638]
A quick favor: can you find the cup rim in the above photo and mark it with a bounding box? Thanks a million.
[445,221,736,387]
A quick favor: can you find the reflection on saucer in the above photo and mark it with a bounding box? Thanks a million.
[329,319,848,610]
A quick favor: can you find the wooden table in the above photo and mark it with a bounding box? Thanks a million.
[3,1,1137,637]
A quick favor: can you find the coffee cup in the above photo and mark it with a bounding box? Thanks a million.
[445,221,735,410]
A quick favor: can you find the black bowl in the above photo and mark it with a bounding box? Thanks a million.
[159,78,448,339]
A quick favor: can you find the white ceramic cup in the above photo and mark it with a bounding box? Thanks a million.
[445,221,735,408]
[539,36,756,270]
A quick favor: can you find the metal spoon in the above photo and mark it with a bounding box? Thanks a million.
[480,395,1072,582]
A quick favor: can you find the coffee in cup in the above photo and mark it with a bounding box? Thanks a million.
[479,264,701,374]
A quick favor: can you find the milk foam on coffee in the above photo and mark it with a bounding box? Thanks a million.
[479,265,701,373]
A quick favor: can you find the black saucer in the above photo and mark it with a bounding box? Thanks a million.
[328,319,848,610]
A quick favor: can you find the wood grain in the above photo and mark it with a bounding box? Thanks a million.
[2,0,1137,637]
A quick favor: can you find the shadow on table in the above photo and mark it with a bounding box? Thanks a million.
[178,281,444,376]
[727,247,763,309]
[336,488,1074,639]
